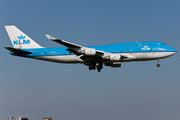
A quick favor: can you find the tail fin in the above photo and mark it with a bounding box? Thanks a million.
[5,25,43,48]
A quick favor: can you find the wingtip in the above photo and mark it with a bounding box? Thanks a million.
[4,46,9,49]
[45,34,56,40]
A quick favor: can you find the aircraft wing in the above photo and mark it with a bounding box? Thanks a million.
[45,34,82,48]
[45,34,104,55]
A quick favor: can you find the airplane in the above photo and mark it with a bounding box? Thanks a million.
[4,25,177,72]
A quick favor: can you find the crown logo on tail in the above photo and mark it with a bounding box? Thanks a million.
[18,35,26,39]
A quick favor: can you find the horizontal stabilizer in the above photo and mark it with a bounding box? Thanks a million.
[4,47,33,54]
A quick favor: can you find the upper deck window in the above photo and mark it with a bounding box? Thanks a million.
[142,44,152,46]
[124,44,137,46]
[161,43,166,45]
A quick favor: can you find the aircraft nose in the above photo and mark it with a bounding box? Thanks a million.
[170,47,177,55]
[172,47,177,53]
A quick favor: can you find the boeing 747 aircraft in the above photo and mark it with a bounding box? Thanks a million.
[4,25,177,72]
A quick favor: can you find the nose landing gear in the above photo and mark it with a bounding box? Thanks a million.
[157,59,160,67]
[157,64,160,67]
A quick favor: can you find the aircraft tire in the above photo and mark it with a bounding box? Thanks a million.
[92,65,96,70]
[89,66,92,70]
[157,64,160,67]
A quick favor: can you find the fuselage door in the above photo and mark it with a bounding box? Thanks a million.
[40,52,44,56]
[129,49,133,54]
[152,48,156,52]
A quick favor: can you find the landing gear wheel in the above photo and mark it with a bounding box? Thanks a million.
[97,68,101,72]
[97,66,101,72]
[89,66,92,71]
[87,63,103,72]
[157,64,160,67]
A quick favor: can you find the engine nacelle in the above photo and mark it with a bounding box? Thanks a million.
[105,62,121,67]
[109,54,121,61]
[84,48,96,56]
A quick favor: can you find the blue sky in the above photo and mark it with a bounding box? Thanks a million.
[0,0,180,120]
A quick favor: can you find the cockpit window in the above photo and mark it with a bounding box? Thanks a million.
[161,43,166,45]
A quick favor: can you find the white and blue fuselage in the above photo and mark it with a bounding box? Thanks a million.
[11,42,176,63]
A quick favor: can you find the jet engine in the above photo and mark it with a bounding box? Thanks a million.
[109,54,121,61]
[84,48,96,56]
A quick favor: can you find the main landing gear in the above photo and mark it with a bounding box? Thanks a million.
[157,59,160,67]
[88,63,103,72]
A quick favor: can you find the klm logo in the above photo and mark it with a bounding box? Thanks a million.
[142,46,150,50]
[13,35,30,45]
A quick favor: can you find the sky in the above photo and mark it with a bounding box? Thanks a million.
[0,0,180,120]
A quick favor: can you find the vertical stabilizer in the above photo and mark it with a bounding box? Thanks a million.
[5,25,43,48]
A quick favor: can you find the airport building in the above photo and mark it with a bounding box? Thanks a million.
[43,118,52,120]
[8,116,29,120]
[8,117,18,120]
[8,116,52,120]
